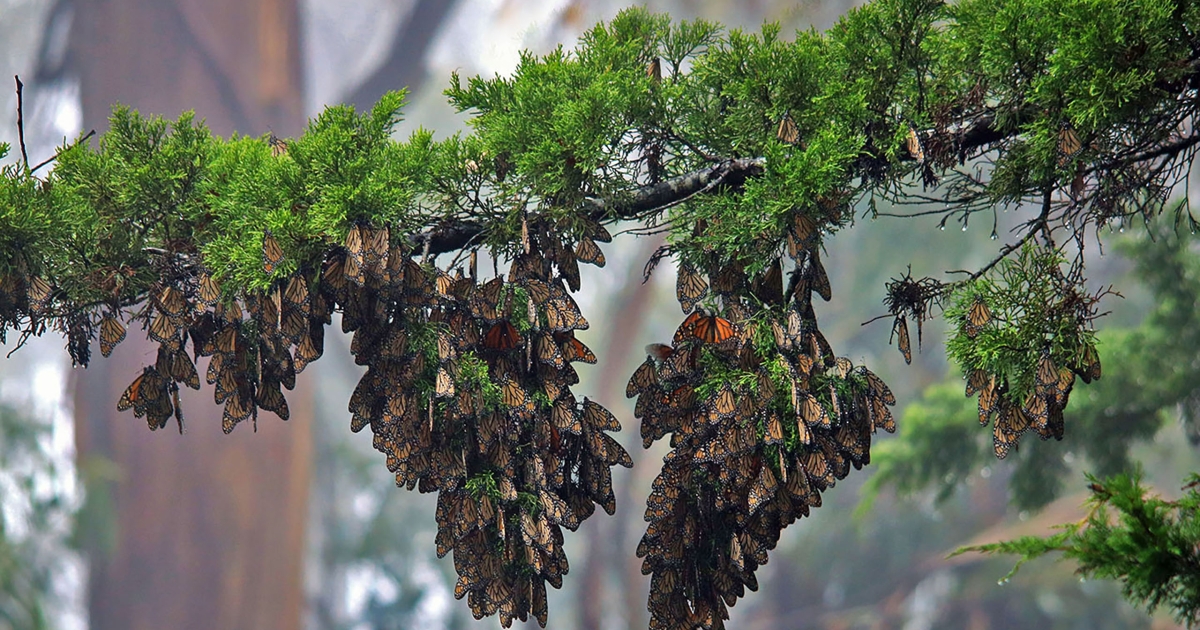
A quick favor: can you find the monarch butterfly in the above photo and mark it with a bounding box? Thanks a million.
[1025,391,1049,437]
[554,332,596,364]
[500,377,526,409]
[320,255,350,298]
[280,307,308,345]
[676,262,708,314]
[893,316,912,364]
[1058,124,1082,166]
[281,274,310,311]
[99,314,127,357]
[435,270,455,298]
[558,247,581,293]
[964,368,989,396]
[992,404,1030,459]
[692,313,735,345]
[752,258,784,306]
[710,262,744,296]
[789,213,819,258]
[764,413,784,445]
[871,395,896,433]
[523,278,550,304]
[148,311,182,345]
[1079,343,1101,383]
[533,333,563,368]
[257,381,290,421]
[197,272,221,306]
[1036,350,1058,392]
[156,286,188,320]
[776,114,799,145]
[470,277,504,322]
[435,331,455,362]
[793,410,812,444]
[551,398,581,435]
[118,366,152,412]
[802,449,830,488]
[582,398,621,432]
[977,375,999,424]
[159,346,200,390]
[262,229,284,275]
[268,133,288,157]
[706,384,736,423]
[26,276,52,315]
[749,466,778,514]
[222,389,256,434]
[575,236,605,267]
[364,225,389,271]
[799,392,829,427]
[626,359,658,398]
[545,299,588,332]
[1046,397,1066,440]
[1055,367,1076,401]
[294,329,321,373]
[905,126,924,162]
[809,252,832,302]
[344,225,366,286]
[531,579,548,627]
[483,321,522,351]
[431,366,454,398]
[964,295,992,338]
[646,56,662,82]
[862,367,896,405]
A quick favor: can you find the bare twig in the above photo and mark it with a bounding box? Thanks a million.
[30,129,96,174]
[14,76,28,169]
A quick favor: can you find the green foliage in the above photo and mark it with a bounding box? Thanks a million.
[945,243,1098,406]
[955,471,1200,626]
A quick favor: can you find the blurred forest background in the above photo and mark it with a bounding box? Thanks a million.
[0,0,1194,628]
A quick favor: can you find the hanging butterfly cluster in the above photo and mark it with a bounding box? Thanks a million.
[107,229,321,433]
[81,211,630,626]
[0,263,54,343]
[627,212,897,629]
[324,218,629,627]
[954,293,1102,458]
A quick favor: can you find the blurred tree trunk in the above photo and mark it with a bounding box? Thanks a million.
[68,2,311,629]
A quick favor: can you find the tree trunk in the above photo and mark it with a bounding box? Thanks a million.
[68,2,310,629]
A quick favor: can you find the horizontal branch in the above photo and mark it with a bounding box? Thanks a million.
[422,157,766,256]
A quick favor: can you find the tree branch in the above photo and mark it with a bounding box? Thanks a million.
[421,157,765,255]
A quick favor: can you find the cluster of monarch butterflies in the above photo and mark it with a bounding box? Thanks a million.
[323,217,628,627]
[957,295,1102,458]
[0,258,62,346]
[627,211,896,630]
[112,229,323,433]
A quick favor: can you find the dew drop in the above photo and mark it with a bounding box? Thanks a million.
[998,578,1010,586]
[961,225,968,232]
[939,225,945,231]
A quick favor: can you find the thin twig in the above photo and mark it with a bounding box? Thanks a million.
[31,130,96,174]
[14,76,28,169]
